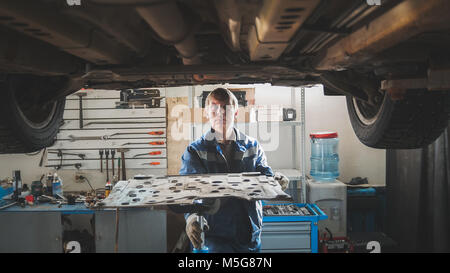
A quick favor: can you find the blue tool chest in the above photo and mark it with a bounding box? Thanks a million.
[261,203,327,253]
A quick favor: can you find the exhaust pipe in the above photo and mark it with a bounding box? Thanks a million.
[136,2,201,65]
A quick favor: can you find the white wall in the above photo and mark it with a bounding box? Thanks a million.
[0,84,385,192]
[167,83,386,185]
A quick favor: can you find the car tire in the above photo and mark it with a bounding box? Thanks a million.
[346,90,450,149]
[0,76,66,154]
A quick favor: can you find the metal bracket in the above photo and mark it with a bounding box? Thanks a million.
[380,68,450,94]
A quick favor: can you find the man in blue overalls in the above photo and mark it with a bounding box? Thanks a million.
[180,88,289,253]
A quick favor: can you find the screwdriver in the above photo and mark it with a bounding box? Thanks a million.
[141,162,161,166]
[133,151,162,158]
[122,141,165,146]
[110,131,165,137]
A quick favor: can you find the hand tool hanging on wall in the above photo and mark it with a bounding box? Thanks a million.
[116,148,129,180]
[67,131,165,142]
[117,89,161,109]
[83,120,164,127]
[109,131,165,137]
[48,150,86,159]
[68,135,110,142]
[111,149,115,177]
[39,148,47,167]
[99,149,103,172]
[48,149,65,170]
[121,151,126,180]
[105,149,110,182]
[117,157,121,180]
[121,141,165,146]
[133,151,162,158]
[45,163,82,170]
[76,92,87,129]
[141,162,161,166]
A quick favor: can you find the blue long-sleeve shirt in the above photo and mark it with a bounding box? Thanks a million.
[180,127,274,253]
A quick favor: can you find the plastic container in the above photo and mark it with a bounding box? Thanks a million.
[306,179,347,237]
[310,132,339,181]
[31,181,43,198]
[52,173,63,197]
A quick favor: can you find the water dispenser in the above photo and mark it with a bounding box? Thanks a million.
[310,132,339,181]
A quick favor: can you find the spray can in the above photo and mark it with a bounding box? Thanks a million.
[46,173,53,195]
[52,173,63,197]
[12,170,22,200]
[105,181,112,197]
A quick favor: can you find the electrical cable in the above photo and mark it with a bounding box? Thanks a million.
[79,176,95,194]
[325,227,333,241]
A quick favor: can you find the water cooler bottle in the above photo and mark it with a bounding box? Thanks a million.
[306,132,347,238]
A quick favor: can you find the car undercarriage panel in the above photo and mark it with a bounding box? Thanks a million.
[96,172,292,208]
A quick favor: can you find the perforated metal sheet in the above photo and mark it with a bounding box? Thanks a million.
[96,172,292,208]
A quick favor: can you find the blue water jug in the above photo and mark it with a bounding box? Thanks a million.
[310,132,339,181]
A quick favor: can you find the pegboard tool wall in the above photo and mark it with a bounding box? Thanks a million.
[46,89,168,178]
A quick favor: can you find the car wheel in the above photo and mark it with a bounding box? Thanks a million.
[0,76,66,154]
[346,90,450,149]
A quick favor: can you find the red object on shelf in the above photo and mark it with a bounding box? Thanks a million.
[310,132,338,139]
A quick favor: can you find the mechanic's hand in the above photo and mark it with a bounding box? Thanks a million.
[274,172,289,191]
[185,214,209,249]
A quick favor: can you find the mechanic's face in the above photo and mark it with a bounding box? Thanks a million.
[206,97,238,134]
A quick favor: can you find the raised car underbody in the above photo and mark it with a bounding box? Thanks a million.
[0,0,449,94]
[0,0,449,152]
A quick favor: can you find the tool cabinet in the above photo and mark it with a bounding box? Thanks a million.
[261,203,327,253]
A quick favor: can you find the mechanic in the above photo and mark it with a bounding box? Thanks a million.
[179,87,289,253]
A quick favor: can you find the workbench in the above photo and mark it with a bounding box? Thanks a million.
[0,202,166,253]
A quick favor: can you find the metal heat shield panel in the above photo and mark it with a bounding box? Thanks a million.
[97,172,292,208]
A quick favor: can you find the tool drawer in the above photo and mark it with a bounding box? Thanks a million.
[261,222,311,250]
[261,203,327,253]
[262,221,311,232]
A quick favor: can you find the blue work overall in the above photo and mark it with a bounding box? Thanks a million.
[180,127,274,253]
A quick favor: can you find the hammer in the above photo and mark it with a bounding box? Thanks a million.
[116,148,129,180]
[99,149,103,172]
[105,149,110,182]
[111,149,115,177]
[76,92,87,129]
